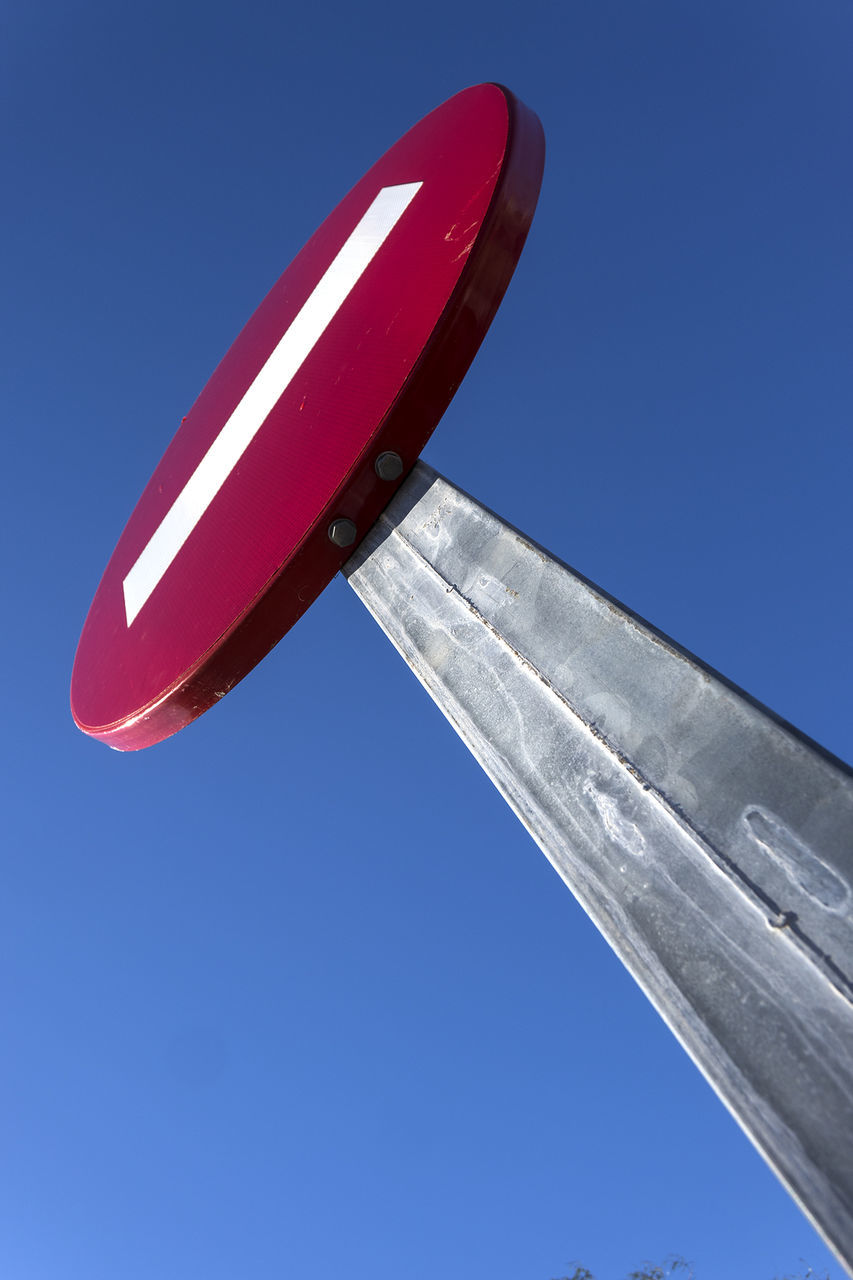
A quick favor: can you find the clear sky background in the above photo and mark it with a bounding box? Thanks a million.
[2,2,851,1278]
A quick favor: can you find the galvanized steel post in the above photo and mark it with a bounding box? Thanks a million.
[344,460,853,1273]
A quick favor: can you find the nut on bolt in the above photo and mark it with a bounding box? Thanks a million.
[375,451,404,481]
[328,518,358,548]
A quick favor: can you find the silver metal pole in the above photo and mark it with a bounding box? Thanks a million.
[343,461,853,1273]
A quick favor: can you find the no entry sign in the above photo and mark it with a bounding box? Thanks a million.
[68,82,853,1272]
[71,84,544,749]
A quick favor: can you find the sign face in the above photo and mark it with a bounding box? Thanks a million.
[71,84,545,750]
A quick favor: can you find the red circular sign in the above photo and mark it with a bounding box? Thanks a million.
[71,84,545,749]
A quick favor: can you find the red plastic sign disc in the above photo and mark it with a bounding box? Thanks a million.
[71,84,545,750]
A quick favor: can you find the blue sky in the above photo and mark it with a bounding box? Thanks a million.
[2,2,851,1278]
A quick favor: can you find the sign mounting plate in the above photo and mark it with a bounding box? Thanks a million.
[71,84,544,749]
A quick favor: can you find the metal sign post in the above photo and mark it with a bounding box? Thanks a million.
[71,85,853,1276]
[344,461,853,1271]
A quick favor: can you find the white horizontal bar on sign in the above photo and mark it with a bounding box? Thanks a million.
[122,181,423,628]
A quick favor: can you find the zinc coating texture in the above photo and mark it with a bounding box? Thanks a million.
[70,85,545,749]
[344,461,853,1277]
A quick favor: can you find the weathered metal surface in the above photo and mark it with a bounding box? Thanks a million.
[343,461,853,1273]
